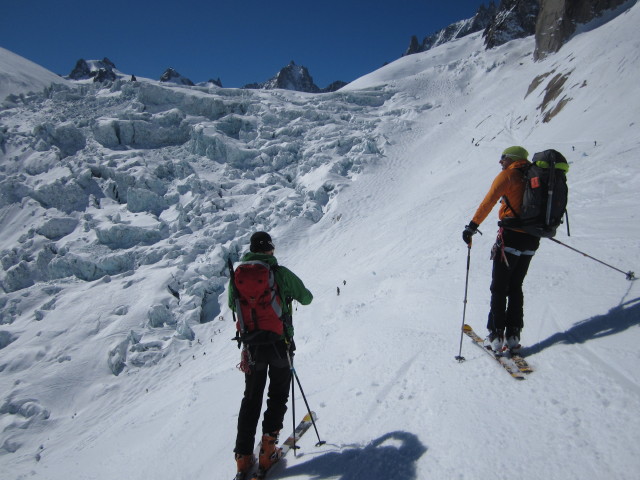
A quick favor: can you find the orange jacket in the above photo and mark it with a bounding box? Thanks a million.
[471,159,529,226]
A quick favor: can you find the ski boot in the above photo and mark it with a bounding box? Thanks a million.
[256,431,282,476]
[234,453,255,480]
[505,328,521,353]
[484,329,504,353]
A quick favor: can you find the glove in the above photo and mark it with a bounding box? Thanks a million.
[462,221,479,245]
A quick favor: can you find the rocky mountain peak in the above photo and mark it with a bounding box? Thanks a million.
[262,61,320,93]
[244,61,345,93]
[159,67,195,86]
[403,2,498,56]
[206,77,223,87]
[68,57,118,82]
[482,0,539,49]
[405,0,629,62]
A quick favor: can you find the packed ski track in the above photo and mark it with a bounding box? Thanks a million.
[1,2,640,480]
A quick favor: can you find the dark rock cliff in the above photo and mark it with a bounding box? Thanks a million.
[534,0,629,59]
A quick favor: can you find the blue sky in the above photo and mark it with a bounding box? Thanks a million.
[1,0,489,88]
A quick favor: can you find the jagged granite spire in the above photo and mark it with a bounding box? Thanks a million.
[159,67,195,86]
[244,61,345,93]
[250,61,320,93]
[483,0,539,49]
[68,57,118,82]
[404,2,498,55]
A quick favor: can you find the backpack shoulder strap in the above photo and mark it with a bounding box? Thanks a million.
[501,165,528,218]
[502,194,518,218]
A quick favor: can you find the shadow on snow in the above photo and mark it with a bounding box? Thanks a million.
[275,430,427,480]
[522,297,640,357]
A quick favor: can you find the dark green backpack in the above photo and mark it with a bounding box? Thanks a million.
[501,149,569,238]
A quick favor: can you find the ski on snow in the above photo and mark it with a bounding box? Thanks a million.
[510,351,533,374]
[234,411,318,480]
[462,324,533,380]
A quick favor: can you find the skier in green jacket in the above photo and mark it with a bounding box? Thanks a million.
[230,231,313,479]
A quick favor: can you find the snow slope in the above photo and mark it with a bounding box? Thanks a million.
[1,3,640,480]
[0,47,70,102]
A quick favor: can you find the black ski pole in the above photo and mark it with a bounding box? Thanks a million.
[290,363,297,455]
[456,244,472,362]
[548,237,635,280]
[283,304,299,454]
[285,349,325,447]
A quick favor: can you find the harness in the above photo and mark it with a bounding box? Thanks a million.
[493,227,510,267]
[493,227,536,267]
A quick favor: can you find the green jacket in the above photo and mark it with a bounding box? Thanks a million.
[228,252,313,319]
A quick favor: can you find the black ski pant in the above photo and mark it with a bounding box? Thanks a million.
[235,341,291,455]
[487,251,534,334]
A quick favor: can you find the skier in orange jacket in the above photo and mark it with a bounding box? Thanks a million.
[462,146,540,353]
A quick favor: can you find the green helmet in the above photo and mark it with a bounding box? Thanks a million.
[502,146,529,160]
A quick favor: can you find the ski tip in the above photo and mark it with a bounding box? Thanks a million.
[462,324,472,331]
[303,411,317,422]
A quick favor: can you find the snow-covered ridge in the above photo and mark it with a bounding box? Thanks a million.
[0,47,70,101]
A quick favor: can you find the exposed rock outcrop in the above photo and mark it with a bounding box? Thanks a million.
[248,61,320,93]
[321,81,348,93]
[405,0,630,62]
[404,2,498,55]
[534,0,629,59]
[483,0,539,49]
[159,67,195,86]
[243,61,345,93]
[68,58,118,82]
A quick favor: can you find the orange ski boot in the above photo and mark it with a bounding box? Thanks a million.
[234,453,255,479]
[258,432,282,472]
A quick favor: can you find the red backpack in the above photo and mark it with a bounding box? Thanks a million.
[231,260,284,345]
